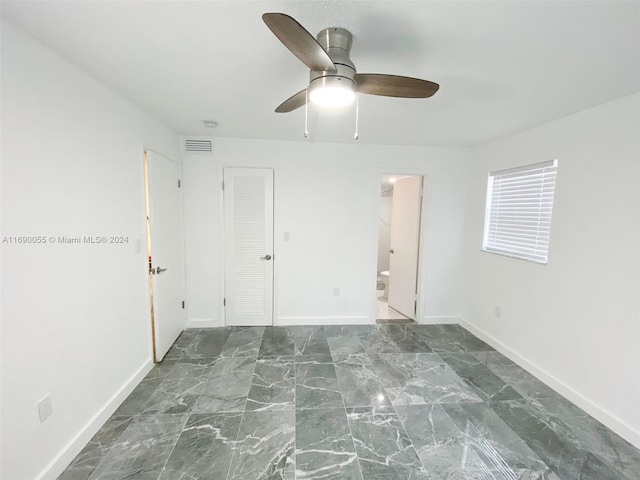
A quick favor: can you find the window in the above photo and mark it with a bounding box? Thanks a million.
[483,159,558,264]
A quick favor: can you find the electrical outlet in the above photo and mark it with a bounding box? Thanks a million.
[494,306,502,318]
[333,287,340,297]
[38,394,53,423]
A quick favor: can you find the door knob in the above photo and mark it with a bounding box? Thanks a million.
[389,249,395,254]
[156,266,168,274]
[260,254,272,260]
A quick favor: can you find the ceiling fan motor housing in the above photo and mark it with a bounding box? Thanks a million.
[309,27,356,94]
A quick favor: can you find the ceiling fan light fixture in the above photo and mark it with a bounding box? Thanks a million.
[309,76,355,109]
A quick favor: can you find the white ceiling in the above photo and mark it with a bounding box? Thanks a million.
[2,1,639,148]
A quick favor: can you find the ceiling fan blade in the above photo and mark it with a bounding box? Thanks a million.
[275,88,308,113]
[263,13,337,73]
[355,74,439,98]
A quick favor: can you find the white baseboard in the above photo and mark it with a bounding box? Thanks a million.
[458,317,640,449]
[419,315,460,325]
[185,317,222,329]
[38,359,154,480]
[186,317,372,328]
[276,316,372,326]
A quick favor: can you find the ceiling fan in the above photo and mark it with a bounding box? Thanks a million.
[262,13,439,113]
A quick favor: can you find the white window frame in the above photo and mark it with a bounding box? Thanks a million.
[482,159,558,264]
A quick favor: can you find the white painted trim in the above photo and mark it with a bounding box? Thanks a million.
[185,318,222,329]
[419,315,460,325]
[459,317,640,449]
[36,359,154,480]
[276,316,372,326]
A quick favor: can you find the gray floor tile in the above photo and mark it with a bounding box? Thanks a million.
[87,414,187,480]
[158,412,243,480]
[333,353,392,409]
[491,398,627,480]
[112,376,164,416]
[369,353,483,405]
[193,356,256,413]
[173,357,218,366]
[62,325,640,480]
[442,402,560,479]
[141,362,212,415]
[347,409,429,479]
[259,326,295,356]
[164,329,200,359]
[227,410,295,480]
[143,359,179,381]
[245,357,295,411]
[296,358,344,409]
[395,404,473,480]
[374,325,434,353]
[521,396,640,480]
[112,360,179,417]
[439,352,524,402]
[413,324,495,353]
[471,351,561,400]
[221,326,265,357]
[58,416,133,480]
[296,408,362,480]
[165,328,231,359]
[327,334,366,357]
[359,327,407,354]
[325,325,373,338]
[293,326,332,357]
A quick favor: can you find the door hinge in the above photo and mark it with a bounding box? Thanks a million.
[223,298,226,307]
[221,181,225,190]
[182,301,185,309]
[178,178,182,188]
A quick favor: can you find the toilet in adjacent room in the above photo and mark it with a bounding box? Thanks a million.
[380,271,390,300]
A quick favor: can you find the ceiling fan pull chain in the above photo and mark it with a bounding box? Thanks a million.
[354,95,359,140]
[304,89,309,138]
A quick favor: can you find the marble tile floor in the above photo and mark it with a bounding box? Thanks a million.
[59,325,640,480]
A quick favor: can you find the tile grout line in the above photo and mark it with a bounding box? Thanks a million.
[326,326,366,480]
[157,351,220,479]
[224,330,261,480]
[366,344,430,478]
[153,410,190,480]
[293,332,297,480]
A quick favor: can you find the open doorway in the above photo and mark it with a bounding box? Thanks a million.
[376,174,424,324]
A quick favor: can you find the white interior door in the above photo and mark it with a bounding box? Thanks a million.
[224,168,274,326]
[146,151,186,362]
[388,176,423,319]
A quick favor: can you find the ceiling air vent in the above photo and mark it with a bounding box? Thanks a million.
[184,139,213,154]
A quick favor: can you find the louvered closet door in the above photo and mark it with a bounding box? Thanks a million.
[223,168,274,326]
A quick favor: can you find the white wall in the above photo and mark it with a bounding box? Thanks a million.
[182,138,471,327]
[0,21,181,480]
[461,93,640,447]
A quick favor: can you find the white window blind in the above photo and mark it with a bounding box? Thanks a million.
[483,159,558,264]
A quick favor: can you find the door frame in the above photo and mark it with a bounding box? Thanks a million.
[373,168,430,323]
[217,165,278,326]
